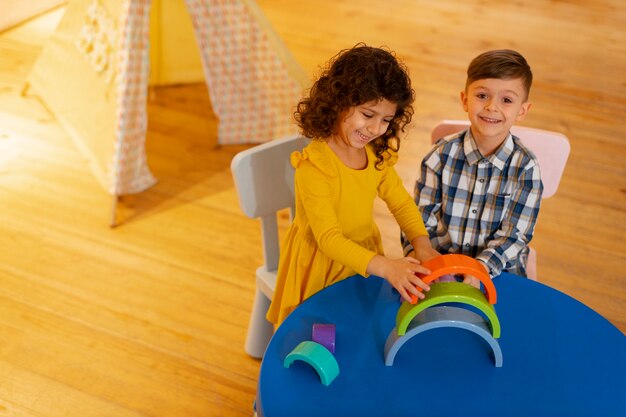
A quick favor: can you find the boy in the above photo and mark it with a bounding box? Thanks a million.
[402,49,542,284]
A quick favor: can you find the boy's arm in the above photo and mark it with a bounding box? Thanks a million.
[476,163,543,277]
[409,235,440,263]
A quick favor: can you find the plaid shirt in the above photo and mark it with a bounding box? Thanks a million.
[402,129,543,277]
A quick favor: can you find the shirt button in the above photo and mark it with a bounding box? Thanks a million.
[479,179,485,183]
[465,243,470,247]
[472,209,477,214]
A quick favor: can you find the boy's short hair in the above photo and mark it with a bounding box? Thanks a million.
[466,49,533,100]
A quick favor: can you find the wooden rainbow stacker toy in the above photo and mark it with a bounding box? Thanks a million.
[384,254,503,367]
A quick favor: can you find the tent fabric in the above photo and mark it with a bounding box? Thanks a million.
[0,0,66,33]
[29,0,121,192]
[186,0,307,145]
[28,0,307,196]
[111,0,156,195]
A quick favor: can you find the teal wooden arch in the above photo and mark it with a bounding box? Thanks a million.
[283,341,339,386]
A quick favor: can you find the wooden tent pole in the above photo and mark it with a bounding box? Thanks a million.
[110,195,119,228]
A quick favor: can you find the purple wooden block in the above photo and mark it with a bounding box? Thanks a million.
[312,323,336,354]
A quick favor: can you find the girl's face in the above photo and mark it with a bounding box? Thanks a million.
[334,99,397,149]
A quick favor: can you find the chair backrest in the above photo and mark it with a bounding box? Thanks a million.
[430,120,570,198]
[231,135,309,271]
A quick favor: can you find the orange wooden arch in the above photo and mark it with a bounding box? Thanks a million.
[410,254,497,305]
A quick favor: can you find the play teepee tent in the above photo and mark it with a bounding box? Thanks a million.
[0,0,66,32]
[27,0,307,210]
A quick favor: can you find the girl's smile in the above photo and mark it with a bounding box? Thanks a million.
[328,98,398,169]
[336,98,397,149]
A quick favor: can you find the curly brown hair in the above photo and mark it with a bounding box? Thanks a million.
[294,43,414,169]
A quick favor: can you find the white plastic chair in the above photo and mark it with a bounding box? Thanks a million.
[231,134,309,358]
[429,120,570,280]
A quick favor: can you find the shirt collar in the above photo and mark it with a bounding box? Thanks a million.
[464,129,514,171]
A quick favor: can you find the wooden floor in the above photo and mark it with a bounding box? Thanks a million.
[0,1,624,416]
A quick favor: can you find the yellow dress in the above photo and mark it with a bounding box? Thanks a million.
[266,140,428,324]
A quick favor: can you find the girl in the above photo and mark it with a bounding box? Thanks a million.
[267,44,439,325]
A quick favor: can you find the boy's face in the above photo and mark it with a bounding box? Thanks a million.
[461,77,531,151]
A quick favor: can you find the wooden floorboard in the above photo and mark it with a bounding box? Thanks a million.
[0,2,624,415]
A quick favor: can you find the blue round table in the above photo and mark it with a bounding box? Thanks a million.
[257,273,626,417]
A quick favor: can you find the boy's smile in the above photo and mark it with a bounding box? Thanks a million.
[461,77,531,155]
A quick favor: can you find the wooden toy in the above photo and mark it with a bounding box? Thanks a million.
[312,323,336,354]
[384,306,503,367]
[397,282,501,337]
[283,341,339,386]
[410,254,496,304]
[385,256,504,368]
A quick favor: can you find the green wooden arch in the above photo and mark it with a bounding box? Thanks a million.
[396,282,501,338]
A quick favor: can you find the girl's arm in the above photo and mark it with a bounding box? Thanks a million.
[297,160,432,300]
[378,164,440,262]
[372,163,439,300]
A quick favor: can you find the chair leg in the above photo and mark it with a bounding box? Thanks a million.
[244,289,274,358]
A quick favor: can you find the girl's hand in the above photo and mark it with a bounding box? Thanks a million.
[367,255,431,303]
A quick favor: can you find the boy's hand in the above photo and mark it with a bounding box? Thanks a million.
[410,236,440,264]
[436,274,458,283]
[462,274,481,289]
